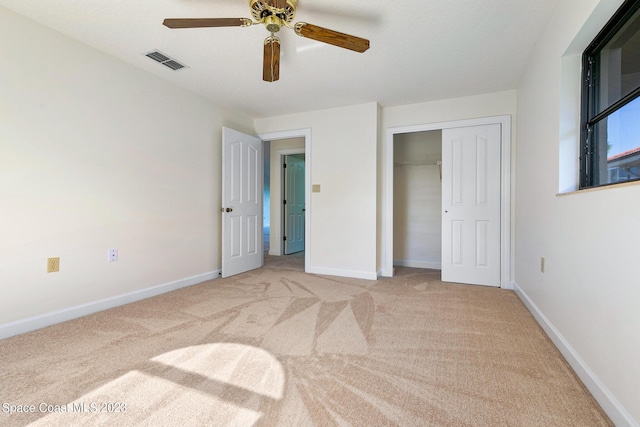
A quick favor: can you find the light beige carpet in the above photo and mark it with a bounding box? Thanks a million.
[0,266,611,426]
[264,253,305,271]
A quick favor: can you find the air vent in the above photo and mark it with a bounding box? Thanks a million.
[162,60,185,71]
[144,50,187,71]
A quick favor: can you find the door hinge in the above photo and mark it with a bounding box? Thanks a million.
[283,199,287,205]
[283,236,287,241]
[586,59,597,89]
[283,163,287,168]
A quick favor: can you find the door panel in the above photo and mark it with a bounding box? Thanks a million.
[222,127,263,278]
[283,155,305,254]
[442,124,501,287]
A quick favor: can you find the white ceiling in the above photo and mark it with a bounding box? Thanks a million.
[0,0,560,118]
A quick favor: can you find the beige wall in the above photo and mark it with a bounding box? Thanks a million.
[515,0,639,424]
[255,103,379,279]
[0,7,253,327]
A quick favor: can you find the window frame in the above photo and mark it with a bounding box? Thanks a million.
[580,0,640,189]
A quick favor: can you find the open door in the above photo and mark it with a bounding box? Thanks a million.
[441,124,501,287]
[221,127,263,278]
[283,154,305,254]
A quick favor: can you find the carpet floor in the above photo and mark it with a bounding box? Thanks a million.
[0,264,611,426]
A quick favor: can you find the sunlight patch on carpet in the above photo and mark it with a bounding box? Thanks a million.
[30,343,284,426]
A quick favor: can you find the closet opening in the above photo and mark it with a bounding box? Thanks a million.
[393,130,443,271]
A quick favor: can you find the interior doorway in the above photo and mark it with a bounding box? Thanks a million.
[263,141,271,254]
[258,129,311,272]
[283,154,305,255]
[263,148,306,256]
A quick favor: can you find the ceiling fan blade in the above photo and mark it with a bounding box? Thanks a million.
[163,18,250,29]
[294,22,370,53]
[263,36,281,82]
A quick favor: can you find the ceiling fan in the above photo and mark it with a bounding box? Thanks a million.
[163,0,370,82]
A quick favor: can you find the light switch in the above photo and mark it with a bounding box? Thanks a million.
[312,184,321,193]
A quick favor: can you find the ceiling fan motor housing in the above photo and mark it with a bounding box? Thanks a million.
[249,0,297,26]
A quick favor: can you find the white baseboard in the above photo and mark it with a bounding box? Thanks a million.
[306,266,378,281]
[393,259,442,270]
[514,282,638,427]
[0,270,220,341]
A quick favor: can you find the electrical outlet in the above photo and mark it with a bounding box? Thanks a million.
[108,249,118,262]
[312,184,321,193]
[47,257,60,273]
[540,257,545,273]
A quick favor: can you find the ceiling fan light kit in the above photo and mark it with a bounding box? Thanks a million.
[163,0,370,82]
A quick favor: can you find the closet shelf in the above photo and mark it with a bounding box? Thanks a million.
[394,160,442,182]
[393,160,442,167]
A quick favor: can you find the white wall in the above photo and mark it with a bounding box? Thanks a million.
[254,103,379,279]
[382,90,517,130]
[515,0,639,425]
[393,131,442,269]
[267,137,305,256]
[0,7,253,331]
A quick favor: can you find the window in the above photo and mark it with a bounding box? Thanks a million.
[581,0,640,189]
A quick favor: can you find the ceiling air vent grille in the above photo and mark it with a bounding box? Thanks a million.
[162,60,185,71]
[145,50,187,71]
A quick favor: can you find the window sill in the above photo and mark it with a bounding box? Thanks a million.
[557,179,640,197]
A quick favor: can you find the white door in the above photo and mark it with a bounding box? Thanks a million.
[283,155,305,254]
[222,127,263,278]
[441,124,501,287]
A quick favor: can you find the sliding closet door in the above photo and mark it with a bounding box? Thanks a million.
[441,124,501,287]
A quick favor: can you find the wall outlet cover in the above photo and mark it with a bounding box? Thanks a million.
[47,257,60,273]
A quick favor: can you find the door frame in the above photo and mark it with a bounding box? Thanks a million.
[258,128,311,271]
[382,116,512,289]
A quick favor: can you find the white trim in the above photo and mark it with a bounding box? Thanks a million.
[0,271,220,340]
[514,282,638,427]
[393,260,441,270]
[258,128,312,273]
[383,115,512,289]
[307,266,378,281]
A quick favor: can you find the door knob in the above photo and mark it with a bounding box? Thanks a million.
[226,207,233,212]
